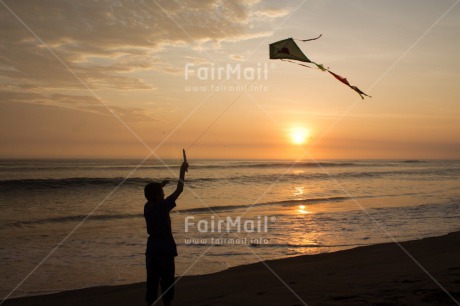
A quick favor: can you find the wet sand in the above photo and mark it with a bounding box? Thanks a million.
[3,231,460,305]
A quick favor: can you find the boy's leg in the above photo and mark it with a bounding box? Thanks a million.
[159,256,175,305]
[146,254,160,306]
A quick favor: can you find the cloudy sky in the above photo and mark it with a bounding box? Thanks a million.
[1,0,459,159]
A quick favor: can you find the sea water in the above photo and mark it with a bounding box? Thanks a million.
[1,159,459,298]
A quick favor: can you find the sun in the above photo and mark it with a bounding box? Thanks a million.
[289,127,310,145]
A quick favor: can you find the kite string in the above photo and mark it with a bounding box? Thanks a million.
[186,78,257,151]
[281,59,313,69]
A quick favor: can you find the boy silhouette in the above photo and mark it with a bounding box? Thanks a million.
[144,160,188,306]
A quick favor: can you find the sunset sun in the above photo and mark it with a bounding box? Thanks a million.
[289,127,310,145]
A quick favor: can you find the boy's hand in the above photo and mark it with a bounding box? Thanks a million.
[172,161,188,199]
[181,161,189,173]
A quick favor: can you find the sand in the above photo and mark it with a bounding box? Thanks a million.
[3,231,460,306]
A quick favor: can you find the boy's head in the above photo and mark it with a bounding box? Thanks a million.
[144,180,169,202]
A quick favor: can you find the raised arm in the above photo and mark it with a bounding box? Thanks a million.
[170,161,188,201]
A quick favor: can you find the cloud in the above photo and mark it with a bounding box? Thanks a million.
[0,0,290,132]
[230,54,245,61]
[1,0,288,91]
[254,7,290,18]
[0,90,155,122]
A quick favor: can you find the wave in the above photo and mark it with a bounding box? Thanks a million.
[0,176,227,190]
[2,160,458,176]
[0,161,383,172]
[216,161,360,169]
[4,213,143,228]
[176,196,352,213]
[1,166,459,191]
[0,177,148,190]
[2,196,353,228]
[249,242,369,248]
[5,196,458,229]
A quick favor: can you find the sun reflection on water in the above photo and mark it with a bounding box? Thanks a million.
[293,186,304,196]
[297,204,309,214]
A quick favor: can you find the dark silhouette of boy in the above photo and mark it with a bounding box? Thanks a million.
[144,160,188,306]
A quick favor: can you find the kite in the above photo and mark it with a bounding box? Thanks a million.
[269,35,371,99]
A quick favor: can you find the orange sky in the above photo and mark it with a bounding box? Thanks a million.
[1,0,460,159]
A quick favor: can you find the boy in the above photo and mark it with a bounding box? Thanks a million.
[144,160,188,306]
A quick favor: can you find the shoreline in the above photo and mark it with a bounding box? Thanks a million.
[3,231,460,305]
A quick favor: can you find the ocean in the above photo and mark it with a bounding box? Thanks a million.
[1,159,459,299]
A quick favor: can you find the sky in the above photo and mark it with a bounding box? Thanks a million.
[1,0,459,160]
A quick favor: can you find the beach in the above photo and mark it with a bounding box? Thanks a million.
[4,231,460,305]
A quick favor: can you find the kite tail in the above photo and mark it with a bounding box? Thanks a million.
[328,70,371,99]
[351,86,372,99]
[312,62,327,71]
[295,34,322,42]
